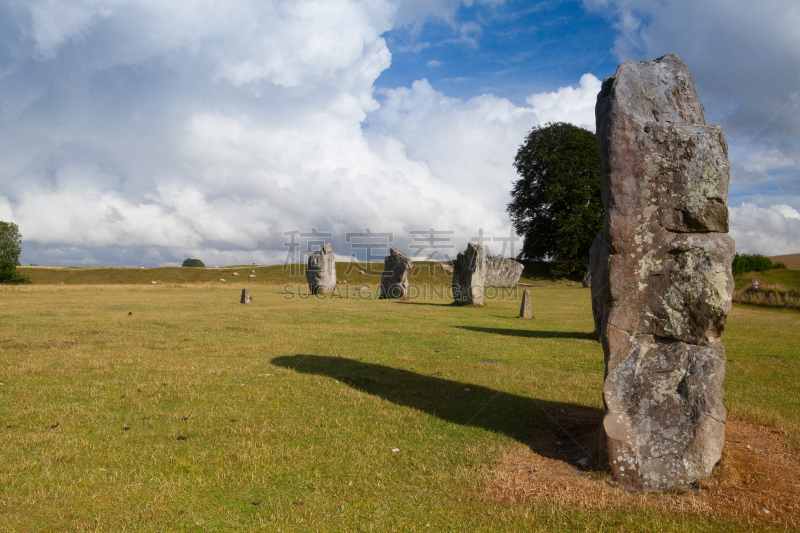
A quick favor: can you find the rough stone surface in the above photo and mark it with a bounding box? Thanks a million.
[240,288,250,304]
[306,243,337,294]
[592,54,734,492]
[589,231,609,335]
[484,256,524,287]
[452,243,485,305]
[380,247,413,299]
[582,272,592,288]
[519,289,533,319]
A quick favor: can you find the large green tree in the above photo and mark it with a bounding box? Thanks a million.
[0,221,30,284]
[507,122,603,276]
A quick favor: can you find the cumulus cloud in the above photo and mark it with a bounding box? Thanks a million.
[1,0,602,266]
[730,203,800,256]
[584,0,800,164]
[586,0,800,254]
[525,73,601,131]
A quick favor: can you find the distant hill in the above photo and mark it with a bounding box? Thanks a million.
[769,253,800,270]
[16,259,573,286]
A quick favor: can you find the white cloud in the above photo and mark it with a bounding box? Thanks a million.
[28,0,98,59]
[1,0,603,266]
[585,0,800,156]
[525,73,602,131]
[426,59,444,68]
[394,0,505,33]
[730,203,800,256]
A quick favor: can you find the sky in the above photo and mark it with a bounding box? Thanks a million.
[0,0,798,267]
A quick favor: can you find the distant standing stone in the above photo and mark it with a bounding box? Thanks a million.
[484,256,524,287]
[240,288,250,304]
[582,271,592,288]
[452,242,485,306]
[519,289,533,319]
[380,247,413,299]
[306,243,337,294]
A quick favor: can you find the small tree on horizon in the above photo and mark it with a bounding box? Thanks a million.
[0,221,31,284]
[182,258,206,268]
[507,122,603,276]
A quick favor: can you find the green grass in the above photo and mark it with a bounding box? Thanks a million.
[733,268,800,291]
[0,283,797,531]
[15,260,580,288]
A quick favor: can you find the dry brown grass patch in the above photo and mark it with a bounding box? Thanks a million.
[485,419,800,529]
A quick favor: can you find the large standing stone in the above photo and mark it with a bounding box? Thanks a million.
[306,243,337,294]
[484,256,524,287]
[592,54,734,492]
[452,243,485,306]
[240,288,250,304]
[380,247,413,299]
[518,289,533,319]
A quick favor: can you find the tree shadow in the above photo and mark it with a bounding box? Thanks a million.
[455,326,598,340]
[271,354,603,469]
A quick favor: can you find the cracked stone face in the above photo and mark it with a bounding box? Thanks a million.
[591,54,734,492]
[306,243,337,295]
[380,247,413,299]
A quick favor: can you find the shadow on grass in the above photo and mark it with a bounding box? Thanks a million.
[395,301,454,307]
[271,354,603,468]
[455,326,597,340]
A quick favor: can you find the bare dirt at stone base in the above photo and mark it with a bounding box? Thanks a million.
[485,418,800,530]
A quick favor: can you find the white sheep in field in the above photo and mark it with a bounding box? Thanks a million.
[158,265,163,268]
[57,282,64,286]
[249,274,256,279]
[151,281,158,285]
[220,278,226,283]
[232,272,239,276]
[251,270,255,273]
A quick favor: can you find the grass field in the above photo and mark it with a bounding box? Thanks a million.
[0,276,798,532]
[13,260,573,287]
[733,268,800,291]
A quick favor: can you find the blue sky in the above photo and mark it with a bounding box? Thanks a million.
[377,1,620,104]
[0,0,798,267]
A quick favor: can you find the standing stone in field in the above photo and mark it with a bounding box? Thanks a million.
[306,243,337,295]
[582,272,591,288]
[519,289,533,319]
[592,54,734,492]
[240,288,250,304]
[484,256,524,287]
[452,243,486,306]
[380,247,413,299]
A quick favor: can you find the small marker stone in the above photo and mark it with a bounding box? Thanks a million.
[519,289,533,319]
